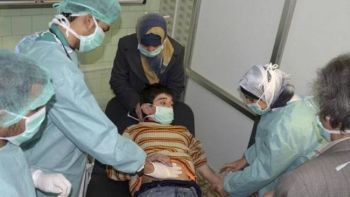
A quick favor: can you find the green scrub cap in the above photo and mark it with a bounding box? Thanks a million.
[53,0,121,25]
[0,50,54,127]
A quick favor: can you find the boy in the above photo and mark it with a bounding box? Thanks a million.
[107,84,224,196]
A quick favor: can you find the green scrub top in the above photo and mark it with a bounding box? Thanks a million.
[16,25,146,197]
[224,98,327,197]
[0,143,36,197]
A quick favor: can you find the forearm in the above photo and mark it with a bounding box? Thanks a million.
[197,164,220,185]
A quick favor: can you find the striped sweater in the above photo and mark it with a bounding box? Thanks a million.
[106,122,207,195]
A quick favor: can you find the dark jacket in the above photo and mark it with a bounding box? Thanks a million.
[110,33,185,111]
[274,137,350,197]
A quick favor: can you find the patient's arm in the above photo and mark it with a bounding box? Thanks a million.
[197,164,227,197]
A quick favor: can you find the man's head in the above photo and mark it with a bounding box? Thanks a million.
[0,50,54,145]
[315,54,350,141]
[52,0,121,52]
[138,84,174,124]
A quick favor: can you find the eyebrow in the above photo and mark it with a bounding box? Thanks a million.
[155,97,168,101]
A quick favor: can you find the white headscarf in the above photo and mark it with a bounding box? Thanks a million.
[239,63,290,107]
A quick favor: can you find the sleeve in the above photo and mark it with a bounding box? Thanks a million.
[165,45,185,101]
[106,131,136,181]
[188,132,207,167]
[45,49,146,173]
[110,39,140,111]
[224,124,300,196]
[244,144,257,164]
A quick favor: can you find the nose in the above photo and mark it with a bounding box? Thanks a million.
[144,46,160,52]
[168,100,174,107]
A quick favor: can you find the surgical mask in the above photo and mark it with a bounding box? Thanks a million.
[50,14,105,52]
[149,106,174,124]
[316,116,350,141]
[138,44,163,58]
[0,107,46,146]
[247,101,269,115]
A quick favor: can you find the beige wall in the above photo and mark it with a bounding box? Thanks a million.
[0,1,161,109]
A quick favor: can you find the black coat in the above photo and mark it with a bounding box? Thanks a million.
[110,33,185,111]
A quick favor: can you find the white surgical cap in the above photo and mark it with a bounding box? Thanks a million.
[239,63,290,107]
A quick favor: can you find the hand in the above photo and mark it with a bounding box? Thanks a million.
[211,174,228,197]
[145,162,182,179]
[263,191,274,197]
[32,170,71,197]
[220,157,247,174]
[146,153,172,166]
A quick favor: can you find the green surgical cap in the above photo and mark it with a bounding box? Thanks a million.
[53,0,121,25]
[0,50,54,127]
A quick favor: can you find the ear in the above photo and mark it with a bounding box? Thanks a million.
[84,15,95,30]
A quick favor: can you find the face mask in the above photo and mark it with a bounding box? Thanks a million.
[316,116,331,141]
[247,101,269,115]
[138,44,163,58]
[0,107,46,146]
[316,116,350,141]
[149,106,174,124]
[50,15,105,52]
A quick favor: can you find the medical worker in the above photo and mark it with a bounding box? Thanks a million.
[0,51,72,196]
[15,1,176,196]
[219,64,327,197]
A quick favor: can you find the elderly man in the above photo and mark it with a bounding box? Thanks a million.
[272,54,350,197]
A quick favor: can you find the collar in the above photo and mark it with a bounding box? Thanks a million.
[314,137,350,157]
[49,24,70,47]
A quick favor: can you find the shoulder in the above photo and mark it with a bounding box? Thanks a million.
[167,36,184,54]
[118,33,138,47]
[268,99,317,125]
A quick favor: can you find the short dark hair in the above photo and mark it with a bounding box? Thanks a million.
[62,12,77,22]
[140,84,173,105]
[314,54,350,131]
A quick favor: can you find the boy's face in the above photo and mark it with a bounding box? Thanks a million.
[153,93,173,107]
[140,93,173,117]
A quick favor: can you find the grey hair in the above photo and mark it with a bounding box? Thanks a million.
[314,53,350,131]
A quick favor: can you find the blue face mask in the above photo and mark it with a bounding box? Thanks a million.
[77,17,105,52]
[247,102,269,115]
[138,44,163,58]
[149,106,174,125]
[316,116,332,141]
[0,107,46,146]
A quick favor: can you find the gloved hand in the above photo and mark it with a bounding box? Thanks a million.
[32,170,72,197]
[145,162,182,179]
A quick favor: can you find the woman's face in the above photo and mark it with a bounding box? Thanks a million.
[141,44,162,52]
[243,95,268,110]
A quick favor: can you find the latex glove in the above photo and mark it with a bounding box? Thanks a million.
[32,170,71,197]
[145,162,182,179]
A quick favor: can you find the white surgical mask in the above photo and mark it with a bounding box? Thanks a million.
[0,107,46,146]
[247,100,269,115]
[316,116,350,141]
[50,14,105,52]
[149,106,174,124]
[138,44,163,58]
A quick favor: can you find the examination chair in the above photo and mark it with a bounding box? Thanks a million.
[86,97,195,197]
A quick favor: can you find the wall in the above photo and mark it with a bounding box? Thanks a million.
[280,0,350,96]
[0,1,161,109]
[184,0,285,170]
